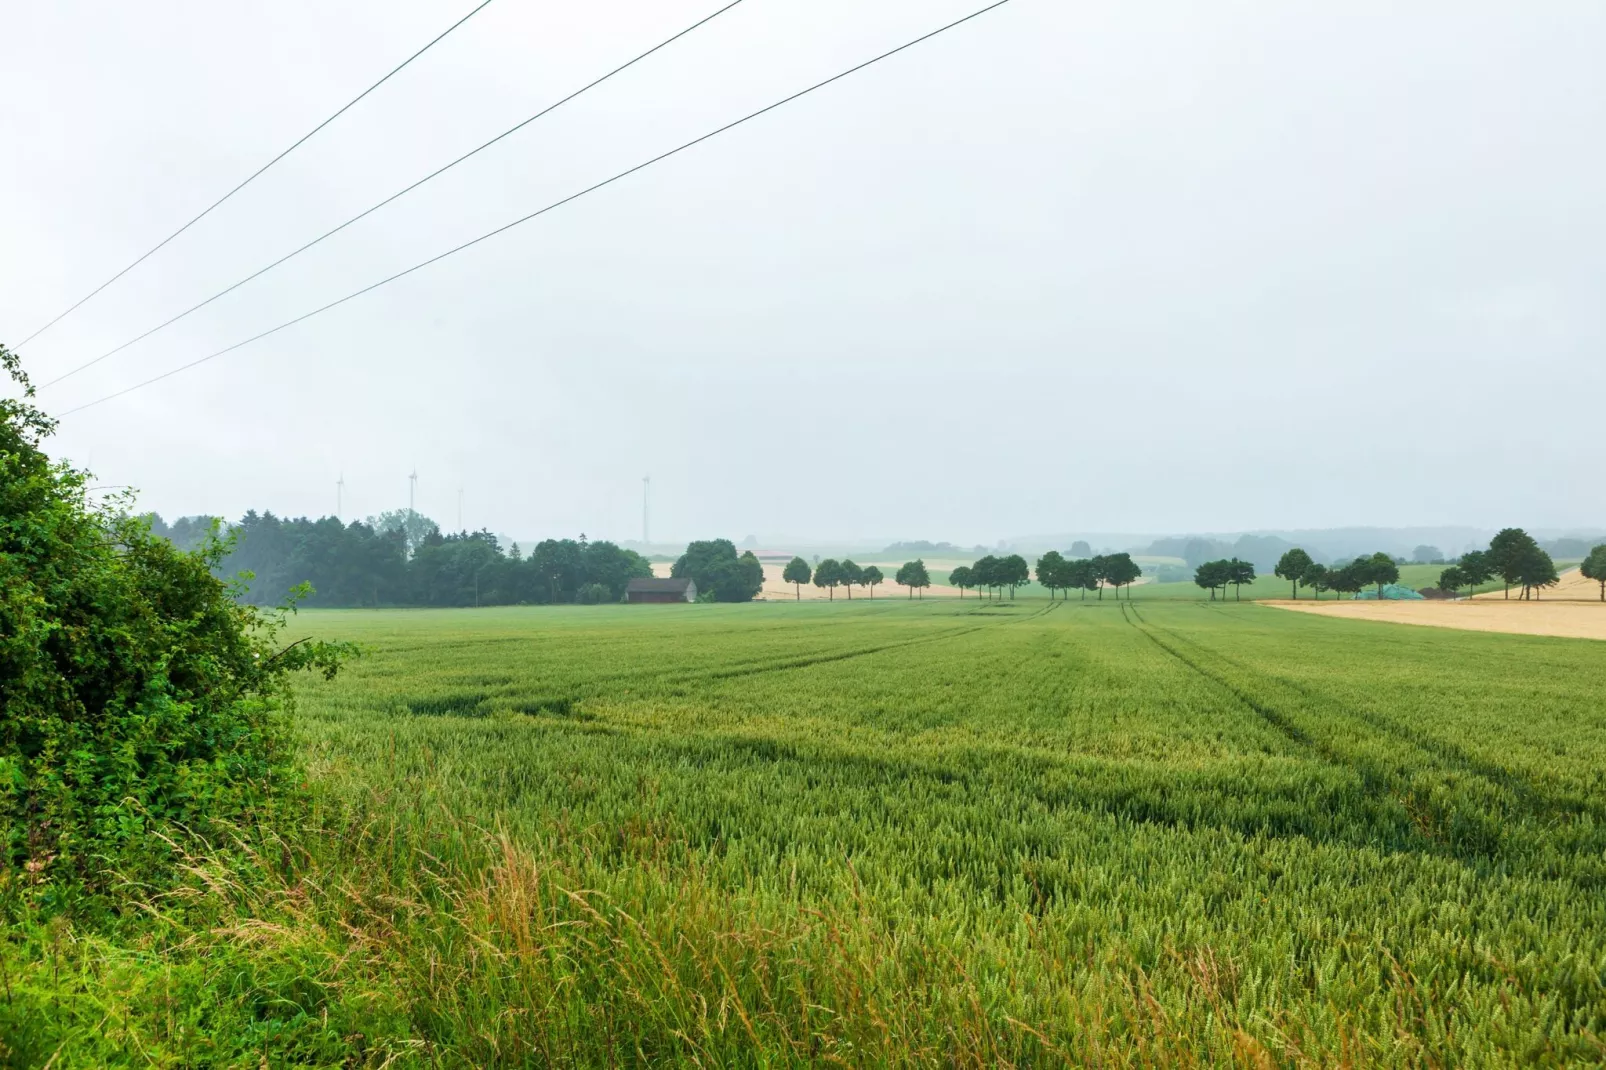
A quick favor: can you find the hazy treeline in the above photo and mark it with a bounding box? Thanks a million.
[1144,531,1600,574]
[142,511,652,607]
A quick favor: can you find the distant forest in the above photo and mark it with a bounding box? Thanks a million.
[144,511,652,608]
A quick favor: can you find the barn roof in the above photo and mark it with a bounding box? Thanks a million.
[626,577,695,593]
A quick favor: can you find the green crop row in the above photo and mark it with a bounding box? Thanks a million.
[15,600,1606,1065]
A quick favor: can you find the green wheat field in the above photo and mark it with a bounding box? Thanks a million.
[29,598,1606,1065]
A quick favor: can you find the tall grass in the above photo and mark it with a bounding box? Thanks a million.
[7,600,1605,1065]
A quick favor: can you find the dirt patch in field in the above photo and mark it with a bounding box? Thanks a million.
[1267,598,1606,641]
[650,562,962,601]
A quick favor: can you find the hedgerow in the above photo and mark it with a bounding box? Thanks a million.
[0,344,347,902]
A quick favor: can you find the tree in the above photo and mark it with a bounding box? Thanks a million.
[1488,528,1540,599]
[1437,565,1466,599]
[1035,550,1067,599]
[1456,549,1494,597]
[1100,552,1143,599]
[839,559,865,600]
[1301,561,1331,600]
[1088,555,1110,600]
[370,508,438,557]
[1226,558,1256,600]
[672,539,762,602]
[1515,546,1558,600]
[1275,548,1314,599]
[1577,545,1606,602]
[1064,558,1099,600]
[813,558,843,600]
[1328,561,1365,600]
[949,564,974,598]
[1194,560,1227,600]
[862,565,884,599]
[1071,540,1092,557]
[782,556,812,600]
[1413,544,1443,564]
[998,554,1031,599]
[1360,551,1400,598]
[972,555,999,600]
[895,559,931,598]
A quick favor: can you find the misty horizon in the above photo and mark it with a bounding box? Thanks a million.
[5,0,1602,541]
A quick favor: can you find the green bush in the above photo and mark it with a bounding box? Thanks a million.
[575,582,613,605]
[0,346,348,896]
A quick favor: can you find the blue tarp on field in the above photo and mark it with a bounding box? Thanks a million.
[1355,584,1426,600]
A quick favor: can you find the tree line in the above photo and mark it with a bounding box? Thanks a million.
[778,556,891,600]
[145,510,656,607]
[1263,528,1577,601]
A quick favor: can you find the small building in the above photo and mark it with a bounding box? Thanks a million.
[626,577,697,604]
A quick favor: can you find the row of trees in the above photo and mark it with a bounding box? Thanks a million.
[144,510,657,607]
[1266,547,1401,600]
[1439,528,1560,600]
[779,556,890,600]
[1197,558,1260,600]
[1266,528,1577,601]
[1027,552,1142,600]
[953,554,1031,599]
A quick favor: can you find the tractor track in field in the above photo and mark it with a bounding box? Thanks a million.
[671,601,1060,686]
[1133,608,1606,829]
[1119,602,1606,872]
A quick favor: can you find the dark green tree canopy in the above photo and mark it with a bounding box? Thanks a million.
[1099,553,1142,596]
[948,564,975,595]
[782,556,811,599]
[1457,549,1495,591]
[1275,548,1314,598]
[1581,545,1606,602]
[998,554,1031,597]
[672,539,763,602]
[813,558,844,599]
[1035,550,1067,596]
[839,559,865,598]
[894,559,931,597]
[1488,528,1540,596]
[1194,560,1229,599]
[783,556,811,586]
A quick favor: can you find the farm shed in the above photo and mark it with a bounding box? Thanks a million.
[626,577,697,603]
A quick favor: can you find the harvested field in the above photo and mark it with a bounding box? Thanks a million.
[1474,566,1602,601]
[1269,594,1606,641]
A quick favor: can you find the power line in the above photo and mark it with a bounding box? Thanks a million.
[59,0,1016,418]
[16,0,499,349]
[38,0,749,391]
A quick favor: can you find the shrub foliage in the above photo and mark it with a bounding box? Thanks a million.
[0,345,346,891]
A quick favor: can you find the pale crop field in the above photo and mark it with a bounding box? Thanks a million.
[226,598,1606,1066]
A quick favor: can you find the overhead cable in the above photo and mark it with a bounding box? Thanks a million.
[16,0,499,348]
[40,0,748,390]
[60,0,1016,417]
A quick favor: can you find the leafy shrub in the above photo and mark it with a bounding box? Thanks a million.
[575,582,613,605]
[0,346,348,895]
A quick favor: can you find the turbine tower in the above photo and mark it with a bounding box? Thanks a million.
[336,473,344,520]
[642,475,650,546]
[408,468,418,516]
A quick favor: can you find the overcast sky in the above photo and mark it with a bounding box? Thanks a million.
[4,0,1602,545]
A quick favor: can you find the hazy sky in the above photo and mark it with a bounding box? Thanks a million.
[4,0,1602,545]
